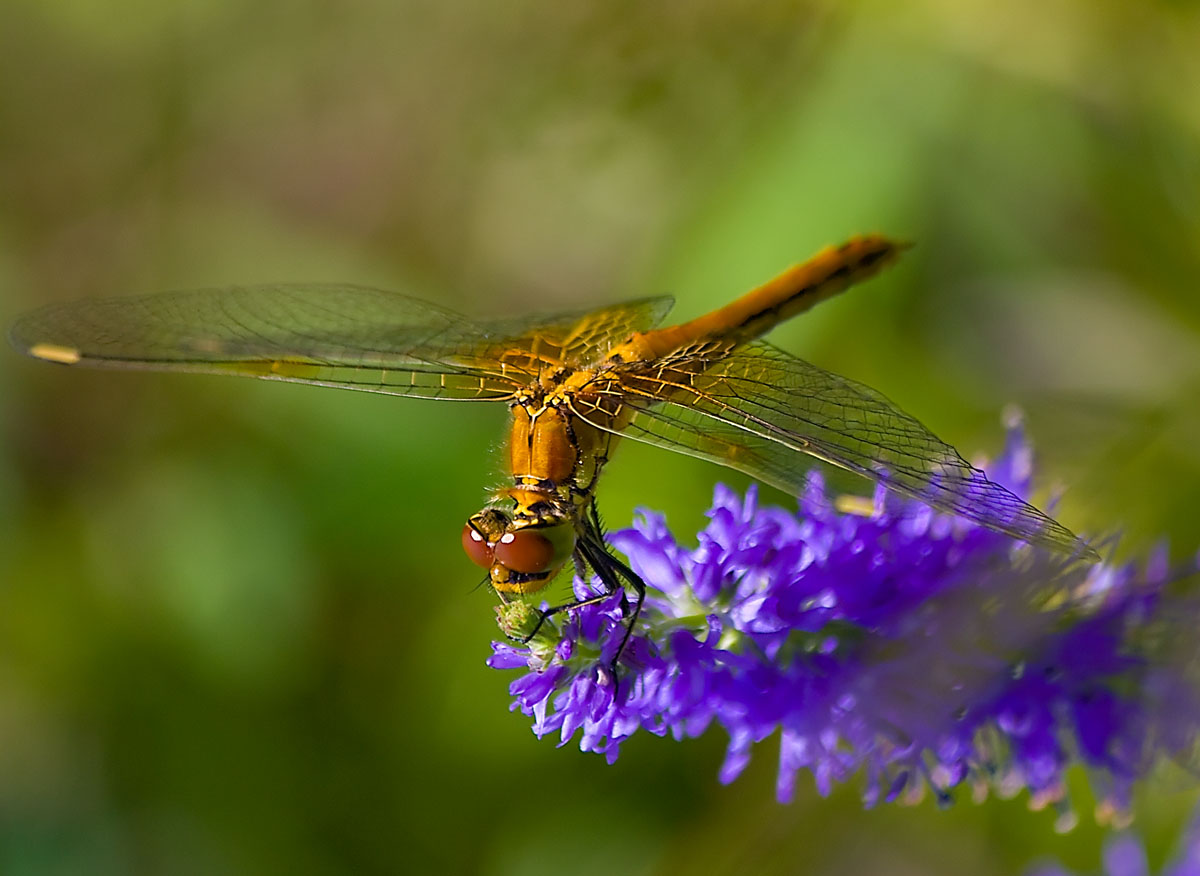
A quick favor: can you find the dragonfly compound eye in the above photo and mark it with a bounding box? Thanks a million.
[461,523,495,569]
[493,523,574,575]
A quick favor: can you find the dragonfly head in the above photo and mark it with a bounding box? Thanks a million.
[462,508,576,595]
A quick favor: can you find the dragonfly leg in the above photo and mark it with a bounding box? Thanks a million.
[515,542,625,641]
[583,532,648,676]
[516,575,616,644]
[513,508,646,684]
[585,500,645,678]
[575,506,646,680]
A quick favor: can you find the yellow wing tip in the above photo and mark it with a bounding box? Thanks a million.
[834,494,879,517]
[28,343,82,364]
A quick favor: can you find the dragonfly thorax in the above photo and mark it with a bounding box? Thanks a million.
[466,377,622,596]
[508,392,616,501]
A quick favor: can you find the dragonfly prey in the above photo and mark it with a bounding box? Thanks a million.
[11,235,1094,667]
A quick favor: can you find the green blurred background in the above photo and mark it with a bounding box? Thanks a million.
[2,1,1199,874]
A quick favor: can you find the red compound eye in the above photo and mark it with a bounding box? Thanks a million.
[494,527,566,574]
[461,523,494,569]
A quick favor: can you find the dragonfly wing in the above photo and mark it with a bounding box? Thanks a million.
[484,295,675,370]
[11,286,672,401]
[578,342,1093,558]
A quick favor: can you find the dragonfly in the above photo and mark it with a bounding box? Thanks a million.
[11,235,1094,668]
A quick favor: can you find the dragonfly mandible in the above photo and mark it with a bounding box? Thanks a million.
[11,235,1094,664]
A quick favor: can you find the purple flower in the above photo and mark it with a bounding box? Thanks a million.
[1028,804,1200,876]
[488,415,1200,818]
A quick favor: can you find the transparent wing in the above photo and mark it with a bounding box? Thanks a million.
[574,342,1093,558]
[507,295,675,368]
[10,285,674,401]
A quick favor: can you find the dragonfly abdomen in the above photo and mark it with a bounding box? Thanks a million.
[611,235,906,363]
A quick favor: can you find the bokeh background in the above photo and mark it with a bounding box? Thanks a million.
[2,1,1199,874]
